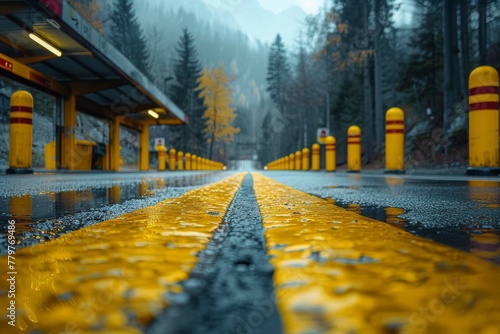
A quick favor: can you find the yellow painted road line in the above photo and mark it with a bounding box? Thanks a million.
[1,173,246,334]
[252,173,500,334]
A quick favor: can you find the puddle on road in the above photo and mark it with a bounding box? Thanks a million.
[0,174,214,247]
[327,199,500,265]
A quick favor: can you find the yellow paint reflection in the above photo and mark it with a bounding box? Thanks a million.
[109,185,121,204]
[139,180,149,197]
[9,195,32,233]
[385,207,406,229]
[347,203,361,214]
[470,232,500,263]
[385,176,405,186]
[468,180,500,207]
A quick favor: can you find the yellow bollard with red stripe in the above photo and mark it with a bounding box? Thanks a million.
[302,148,310,171]
[157,145,166,171]
[347,125,361,172]
[169,148,176,171]
[311,143,320,171]
[385,107,405,174]
[467,66,500,176]
[325,136,336,172]
[7,90,34,174]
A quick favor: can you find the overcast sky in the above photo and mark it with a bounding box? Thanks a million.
[257,0,323,14]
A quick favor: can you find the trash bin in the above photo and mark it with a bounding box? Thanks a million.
[75,139,96,170]
[44,141,56,170]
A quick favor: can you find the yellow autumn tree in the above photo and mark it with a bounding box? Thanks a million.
[197,64,240,159]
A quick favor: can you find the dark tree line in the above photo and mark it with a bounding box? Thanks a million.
[260,0,500,166]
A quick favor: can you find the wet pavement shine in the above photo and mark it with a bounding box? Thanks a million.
[1,170,499,333]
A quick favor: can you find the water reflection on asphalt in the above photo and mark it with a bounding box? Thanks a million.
[0,173,226,252]
[329,189,500,265]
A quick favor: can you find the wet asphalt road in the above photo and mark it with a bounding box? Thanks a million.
[1,169,499,260]
[149,175,281,334]
[0,171,232,253]
[262,171,500,264]
[1,169,499,333]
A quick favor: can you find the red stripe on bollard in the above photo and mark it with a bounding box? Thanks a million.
[469,86,499,95]
[10,118,33,124]
[386,129,404,134]
[386,120,404,125]
[348,135,361,139]
[469,102,499,111]
[348,141,361,144]
[11,106,33,113]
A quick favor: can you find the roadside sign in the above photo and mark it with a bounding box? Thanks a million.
[317,128,329,144]
[154,137,165,147]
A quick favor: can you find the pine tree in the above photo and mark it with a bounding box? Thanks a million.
[109,0,149,75]
[398,1,444,122]
[258,111,275,165]
[197,65,240,160]
[266,34,290,115]
[169,28,204,155]
[170,29,202,108]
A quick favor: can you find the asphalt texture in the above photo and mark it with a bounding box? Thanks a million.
[0,171,231,254]
[148,174,282,334]
[262,171,500,259]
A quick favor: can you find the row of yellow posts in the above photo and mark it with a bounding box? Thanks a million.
[265,124,365,173]
[265,109,407,173]
[155,146,224,172]
[265,66,499,174]
[5,66,499,175]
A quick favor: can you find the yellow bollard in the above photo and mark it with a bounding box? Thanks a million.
[347,125,361,172]
[467,66,500,176]
[295,151,301,170]
[185,153,191,170]
[302,148,310,171]
[325,136,336,172]
[311,143,320,171]
[177,151,184,171]
[157,145,166,171]
[169,148,176,171]
[385,108,405,174]
[283,156,288,170]
[197,156,202,170]
[192,154,197,170]
[288,154,294,170]
[7,90,34,174]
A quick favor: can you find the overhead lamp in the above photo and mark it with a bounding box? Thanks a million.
[28,33,62,57]
[148,109,159,119]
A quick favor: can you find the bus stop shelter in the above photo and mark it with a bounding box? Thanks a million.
[0,0,187,171]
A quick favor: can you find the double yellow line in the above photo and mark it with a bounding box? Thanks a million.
[2,172,500,333]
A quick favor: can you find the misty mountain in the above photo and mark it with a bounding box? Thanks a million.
[146,0,305,47]
[225,0,306,47]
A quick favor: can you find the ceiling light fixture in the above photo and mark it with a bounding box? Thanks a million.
[28,33,62,57]
[148,109,159,119]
